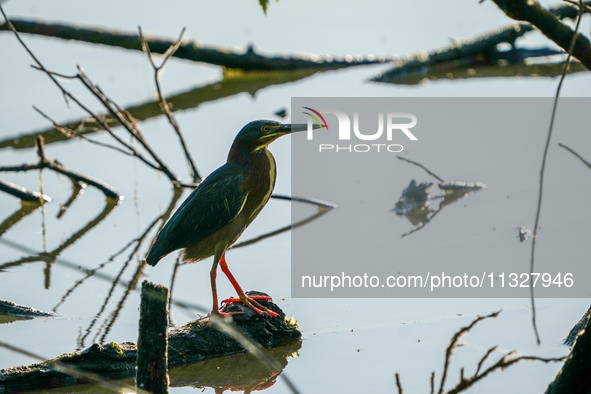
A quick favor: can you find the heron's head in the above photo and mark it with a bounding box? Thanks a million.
[232,120,311,152]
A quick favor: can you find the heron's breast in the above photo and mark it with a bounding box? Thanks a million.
[241,149,276,223]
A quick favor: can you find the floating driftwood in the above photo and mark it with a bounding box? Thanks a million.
[0,295,301,393]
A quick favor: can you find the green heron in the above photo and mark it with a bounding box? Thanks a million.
[146,120,313,318]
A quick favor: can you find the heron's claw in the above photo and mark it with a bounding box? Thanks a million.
[221,295,278,317]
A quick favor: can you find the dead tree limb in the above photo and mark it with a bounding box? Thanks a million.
[491,0,591,69]
[0,137,121,200]
[0,19,390,71]
[373,1,591,83]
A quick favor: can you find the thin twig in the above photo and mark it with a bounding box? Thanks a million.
[438,310,501,394]
[75,67,181,184]
[397,156,445,182]
[53,236,139,312]
[395,373,404,394]
[0,236,205,314]
[79,187,185,346]
[563,0,591,13]
[271,194,339,209]
[0,9,163,176]
[168,253,182,327]
[0,137,121,200]
[529,0,585,346]
[138,26,201,183]
[34,106,135,158]
[475,346,498,376]
[559,142,591,169]
[445,353,564,394]
[231,194,337,249]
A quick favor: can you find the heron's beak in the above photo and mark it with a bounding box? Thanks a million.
[275,123,322,135]
[261,123,323,147]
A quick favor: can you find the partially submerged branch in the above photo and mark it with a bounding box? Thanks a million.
[0,178,50,203]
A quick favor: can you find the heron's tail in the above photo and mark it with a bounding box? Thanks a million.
[145,238,164,267]
[145,251,160,267]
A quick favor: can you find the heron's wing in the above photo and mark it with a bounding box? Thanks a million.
[147,164,247,263]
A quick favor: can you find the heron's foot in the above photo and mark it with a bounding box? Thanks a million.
[222,295,278,318]
[206,309,238,326]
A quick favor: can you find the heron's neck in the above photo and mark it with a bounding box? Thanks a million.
[228,145,276,179]
[228,145,277,209]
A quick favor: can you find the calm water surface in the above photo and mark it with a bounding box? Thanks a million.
[1,1,590,393]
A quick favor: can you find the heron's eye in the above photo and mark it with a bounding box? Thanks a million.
[261,126,271,132]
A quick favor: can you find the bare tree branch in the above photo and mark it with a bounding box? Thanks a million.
[492,0,591,70]
[0,19,391,71]
[559,142,591,169]
[438,310,501,394]
[0,178,51,203]
[0,137,121,200]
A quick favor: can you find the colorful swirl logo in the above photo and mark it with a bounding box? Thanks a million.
[302,107,329,130]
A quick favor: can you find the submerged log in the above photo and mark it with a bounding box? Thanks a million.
[0,294,301,393]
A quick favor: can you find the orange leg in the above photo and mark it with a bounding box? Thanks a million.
[219,252,278,317]
[209,253,222,316]
[209,251,239,319]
